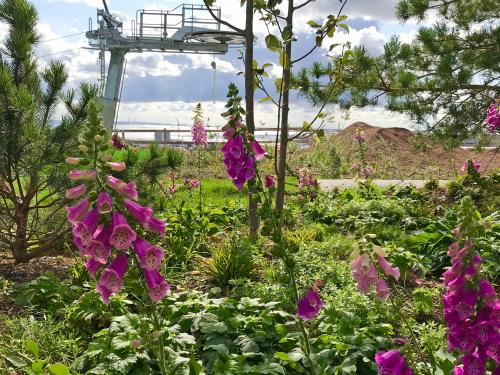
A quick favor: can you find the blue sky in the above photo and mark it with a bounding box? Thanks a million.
[4,0,426,130]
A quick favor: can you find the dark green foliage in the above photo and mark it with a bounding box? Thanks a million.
[0,0,97,262]
[297,0,500,144]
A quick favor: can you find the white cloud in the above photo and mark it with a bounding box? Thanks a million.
[323,26,387,56]
[126,54,182,77]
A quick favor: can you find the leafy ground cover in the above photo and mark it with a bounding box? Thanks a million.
[1,167,498,374]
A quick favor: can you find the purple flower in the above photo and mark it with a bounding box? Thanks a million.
[72,208,100,253]
[106,176,138,200]
[461,159,481,174]
[123,199,153,224]
[479,279,497,307]
[264,174,276,189]
[143,268,170,302]
[86,226,112,264]
[97,191,112,214]
[485,103,500,133]
[133,237,164,270]
[66,198,90,223]
[375,350,413,375]
[144,217,166,239]
[96,253,127,304]
[85,258,103,278]
[462,353,486,375]
[297,289,323,320]
[109,212,137,250]
[250,140,266,161]
[111,133,125,150]
[192,119,207,146]
[66,184,87,200]
[69,169,97,181]
[105,162,126,171]
[377,256,400,280]
[375,279,390,301]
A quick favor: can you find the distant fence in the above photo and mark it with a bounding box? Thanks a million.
[115,127,331,147]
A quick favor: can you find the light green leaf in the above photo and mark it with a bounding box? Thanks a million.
[48,363,70,375]
[259,96,274,103]
[31,359,44,374]
[25,339,39,359]
[265,34,281,52]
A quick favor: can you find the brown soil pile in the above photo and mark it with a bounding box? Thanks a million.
[338,122,499,179]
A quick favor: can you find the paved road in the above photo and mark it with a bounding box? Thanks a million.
[318,179,450,190]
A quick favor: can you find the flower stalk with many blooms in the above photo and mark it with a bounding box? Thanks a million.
[192,103,206,212]
[65,101,169,305]
[220,84,266,191]
[485,100,499,134]
[443,197,499,375]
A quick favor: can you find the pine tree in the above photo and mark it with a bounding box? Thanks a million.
[296,0,500,145]
[0,0,97,262]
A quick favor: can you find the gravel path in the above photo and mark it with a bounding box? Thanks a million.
[318,179,450,190]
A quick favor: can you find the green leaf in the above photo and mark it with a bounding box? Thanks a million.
[48,363,70,375]
[4,354,28,368]
[338,23,349,32]
[274,352,290,361]
[259,96,274,103]
[307,20,322,28]
[32,359,44,374]
[25,339,39,359]
[265,34,281,52]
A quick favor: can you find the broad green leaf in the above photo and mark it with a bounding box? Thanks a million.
[25,339,39,359]
[31,359,44,374]
[338,23,349,32]
[265,34,281,52]
[48,363,70,375]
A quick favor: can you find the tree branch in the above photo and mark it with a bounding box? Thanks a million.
[202,0,244,35]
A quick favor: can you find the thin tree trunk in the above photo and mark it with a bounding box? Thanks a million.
[12,206,31,263]
[275,0,294,214]
[245,0,259,236]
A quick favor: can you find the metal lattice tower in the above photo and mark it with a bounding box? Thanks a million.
[86,1,244,131]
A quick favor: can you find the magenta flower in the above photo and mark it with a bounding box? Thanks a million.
[485,103,500,133]
[109,212,137,250]
[96,253,127,304]
[143,268,170,302]
[72,208,99,247]
[375,350,413,375]
[250,140,266,161]
[106,176,138,200]
[85,258,103,278]
[461,159,481,173]
[105,161,126,171]
[297,289,323,320]
[66,184,87,200]
[362,167,373,178]
[144,217,166,238]
[66,198,90,223]
[111,133,125,150]
[192,119,207,146]
[86,226,112,264]
[133,237,164,270]
[123,199,153,224]
[377,256,401,280]
[479,279,497,306]
[462,353,486,375]
[264,174,276,189]
[69,169,97,181]
[97,191,112,214]
[375,279,390,301]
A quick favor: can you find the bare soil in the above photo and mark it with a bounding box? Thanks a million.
[338,122,499,179]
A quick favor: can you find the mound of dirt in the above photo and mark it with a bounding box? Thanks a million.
[337,122,499,178]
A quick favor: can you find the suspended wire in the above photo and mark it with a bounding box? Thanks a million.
[36,47,83,58]
[38,31,86,44]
